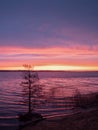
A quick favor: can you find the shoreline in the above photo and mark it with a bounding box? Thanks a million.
[21,108,98,130]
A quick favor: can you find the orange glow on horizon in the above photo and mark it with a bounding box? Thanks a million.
[0,46,98,71]
[34,65,98,71]
[1,65,98,71]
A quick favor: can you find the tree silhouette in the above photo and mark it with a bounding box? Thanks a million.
[21,65,42,114]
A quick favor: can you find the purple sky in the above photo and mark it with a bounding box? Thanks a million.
[0,0,98,70]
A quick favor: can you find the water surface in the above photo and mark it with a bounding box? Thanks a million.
[0,71,98,130]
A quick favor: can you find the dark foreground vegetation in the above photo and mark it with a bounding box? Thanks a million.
[74,90,98,109]
[22,109,98,130]
[20,91,98,130]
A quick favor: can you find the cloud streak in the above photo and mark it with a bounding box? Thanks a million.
[0,45,98,69]
[0,0,97,70]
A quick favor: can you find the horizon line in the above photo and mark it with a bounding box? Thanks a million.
[0,69,98,72]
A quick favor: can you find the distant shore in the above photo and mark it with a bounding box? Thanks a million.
[22,108,98,130]
[0,70,98,72]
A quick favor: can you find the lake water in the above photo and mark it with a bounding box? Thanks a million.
[0,71,98,130]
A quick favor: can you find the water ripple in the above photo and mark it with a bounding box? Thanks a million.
[0,71,98,129]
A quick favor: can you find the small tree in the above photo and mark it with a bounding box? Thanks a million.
[21,64,42,114]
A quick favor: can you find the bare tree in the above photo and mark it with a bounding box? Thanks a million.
[21,64,42,114]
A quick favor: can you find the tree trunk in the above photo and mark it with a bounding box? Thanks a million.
[28,72,32,114]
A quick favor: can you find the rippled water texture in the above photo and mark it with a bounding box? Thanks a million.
[0,71,98,130]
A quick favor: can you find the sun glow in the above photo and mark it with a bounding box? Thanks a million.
[34,65,98,71]
[0,65,98,71]
[0,46,98,71]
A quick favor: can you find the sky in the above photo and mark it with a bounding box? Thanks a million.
[0,0,98,70]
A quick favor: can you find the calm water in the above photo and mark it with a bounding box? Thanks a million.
[0,71,98,130]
